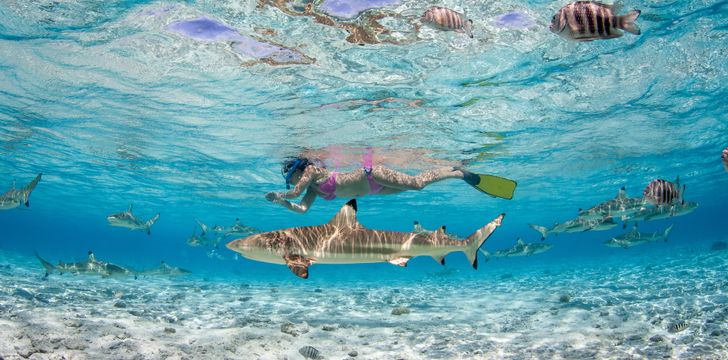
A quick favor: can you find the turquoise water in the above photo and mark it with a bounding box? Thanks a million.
[1,0,727,358]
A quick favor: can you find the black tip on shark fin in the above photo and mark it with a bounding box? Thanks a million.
[345,199,357,211]
[25,201,30,207]
[440,258,445,266]
[472,256,478,270]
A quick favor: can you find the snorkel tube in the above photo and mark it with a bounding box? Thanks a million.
[283,159,303,189]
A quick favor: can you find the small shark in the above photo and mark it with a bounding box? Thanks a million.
[604,224,673,248]
[577,187,648,221]
[626,201,698,223]
[35,251,134,278]
[220,218,260,237]
[107,205,160,235]
[530,216,618,240]
[138,261,191,276]
[0,173,42,210]
[479,238,554,260]
[227,199,505,279]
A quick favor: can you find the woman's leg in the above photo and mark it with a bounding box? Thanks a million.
[370,166,464,190]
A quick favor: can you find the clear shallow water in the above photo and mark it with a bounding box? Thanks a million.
[1,0,727,359]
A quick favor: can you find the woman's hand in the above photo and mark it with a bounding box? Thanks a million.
[265,192,284,203]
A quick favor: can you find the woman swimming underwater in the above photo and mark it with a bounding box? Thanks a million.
[265,153,516,213]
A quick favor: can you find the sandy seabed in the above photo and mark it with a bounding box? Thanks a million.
[0,247,726,360]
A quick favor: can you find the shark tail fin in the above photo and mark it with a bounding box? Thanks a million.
[34,251,55,275]
[529,224,548,241]
[146,213,160,234]
[463,214,505,269]
[22,173,42,206]
[663,224,674,242]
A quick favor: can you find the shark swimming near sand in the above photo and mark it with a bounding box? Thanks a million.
[479,238,553,260]
[0,173,42,210]
[107,205,160,235]
[138,261,191,277]
[227,199,505,279]
[604,224,673,249]
[35,251,134,278]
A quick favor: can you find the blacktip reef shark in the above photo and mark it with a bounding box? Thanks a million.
[530,216,618,240]
[107,204,160,235]
[604,224,673,249]
[227,199,505,279]
[577,187,648,221]
[479,238,554,260]
[0,173,42,210]
[626,201,698,223]
[35,251,134,278]
[138,261,191,277]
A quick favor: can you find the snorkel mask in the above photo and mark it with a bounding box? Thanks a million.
[283,159,303,189]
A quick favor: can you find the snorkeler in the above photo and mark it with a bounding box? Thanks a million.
[265,153,516,213]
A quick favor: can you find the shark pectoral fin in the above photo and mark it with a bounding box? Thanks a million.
[284,254,314,279]
[388,257,411,267]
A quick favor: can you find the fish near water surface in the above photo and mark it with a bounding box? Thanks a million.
[227,199,504,279]
[107,204,160,235]
[421,7,473,38]
[0,173,42,210]
[550,1,641,41]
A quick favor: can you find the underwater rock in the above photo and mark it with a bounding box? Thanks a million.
[649,334,665,343]
[391,306,410,315]
[280,322,309,337]
[298,345,321,359]
[321,325,336,331]
[348,350,358,357]
[318,0,400,19]
[113,301,127,308]
[558,294,571,303]
[164,327,176,334]
[710,241,727,251]
[494,12,535,29]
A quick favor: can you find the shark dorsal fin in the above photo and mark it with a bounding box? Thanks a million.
[617,187,627,199]
[517,238,525,246]
[328,199,359,228]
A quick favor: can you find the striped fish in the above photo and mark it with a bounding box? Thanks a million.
[722,146,728,172]
[668,321,689,333]
[549,1,641,41]
[421,7,473,38]
[298,345,322,359]
[643,178,684,206]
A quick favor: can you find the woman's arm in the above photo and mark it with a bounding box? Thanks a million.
[283,166,317,199]
[267,188,317,214]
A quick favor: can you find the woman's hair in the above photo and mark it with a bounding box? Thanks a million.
[281,157,314,188]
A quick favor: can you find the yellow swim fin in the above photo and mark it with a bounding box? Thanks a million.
[464,173,517,200]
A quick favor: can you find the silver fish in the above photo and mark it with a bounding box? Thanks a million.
[298,345,322,360]
[227,200,504,278]
[603,224,673,248]
[421,7,473,38]
[550,1,640,41]
[0,173,41,210]
[643,177,683,206]
[668,321,688,333]
[107,204,160,235]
